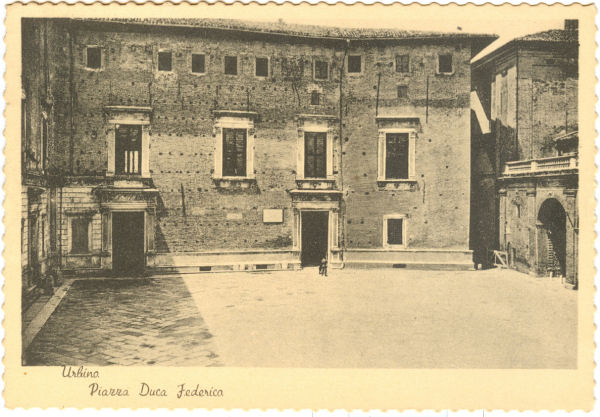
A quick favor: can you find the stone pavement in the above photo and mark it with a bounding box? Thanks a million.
[25,268,577,368]
[25,277,221,366]
[183,268,577,368]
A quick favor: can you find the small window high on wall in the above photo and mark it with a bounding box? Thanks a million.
[158,51,172,72]
[115,125,142,175]
[192,54,206,74]
[86,46,102,69]
[438,54,453,74]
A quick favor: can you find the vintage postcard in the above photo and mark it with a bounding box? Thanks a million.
[2,1,597,410]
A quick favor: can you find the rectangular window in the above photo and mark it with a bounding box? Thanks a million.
[41,216,45,257]
[314,60,329,80]
[397,85,408,99]
[396,54,410,73]
[347,55,362,73]
[86,47,102,69]
[310,90,320,105]
[304,132,327,178]
[438,54,453,74]
[158,51,172,72]
[222,128,247,176]
[41,117,48,171]
[387,218,403,245]
[224,56,238,75]
[385,133,409,179]
[191,54,206,74]
[71,217,90,254]
[115,124,142,174]
[255,57,268,77]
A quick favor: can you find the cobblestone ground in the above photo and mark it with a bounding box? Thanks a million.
[183,268,577,368]
[25,268,577,368]
[25,277,221,366]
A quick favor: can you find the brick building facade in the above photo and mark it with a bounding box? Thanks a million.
[21,18,495,283]
[471,20,579,287]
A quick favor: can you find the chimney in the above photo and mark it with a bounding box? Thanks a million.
[564,19,578,33]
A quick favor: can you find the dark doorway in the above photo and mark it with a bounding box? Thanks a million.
[112,212,145,276]
[28,212,40,287]
[538,199,567,277]
[301,211,328,267]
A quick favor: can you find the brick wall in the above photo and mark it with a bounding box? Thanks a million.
[46,23,475,256]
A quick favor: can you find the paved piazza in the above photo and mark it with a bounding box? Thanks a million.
[25,269,576,368]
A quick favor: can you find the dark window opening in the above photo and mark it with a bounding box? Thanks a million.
[348,55,362,73]
[199,266,212,272]
[115,124,142,174]
[192,54,206,73]
[256,264,268,270]
[158,51,172,72]
[87,47,101,69]
[396,54,410,73]
[387,219,403,245]
[397,85,408,99]
[310,90,320,105]
[71,217,90,254]
[314,60,329,80]
[255,57,268,77]
[304,132,327,178]
[438,54,453,73]
[385,133,409,179]
[41,117,48,171]
[222,128,247,177]
[224,56,238,75]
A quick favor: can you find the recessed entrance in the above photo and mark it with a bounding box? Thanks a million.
[537,198,567,277]
[301,211,329,267]
[112,212,145,276]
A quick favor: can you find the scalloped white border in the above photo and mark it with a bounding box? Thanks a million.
[0,1,596,415]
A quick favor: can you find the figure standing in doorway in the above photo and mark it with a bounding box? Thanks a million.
[319,257,328,277]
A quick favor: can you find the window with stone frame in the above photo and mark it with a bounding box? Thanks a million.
[385,133,409,179]
[222,128,247,177]
[115,124,142,175]
[71,217,90,254]
[386,218,404,245]
[304,132,327,178]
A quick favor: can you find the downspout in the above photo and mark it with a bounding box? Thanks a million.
[68,22,75,175]
[516,47,521,159]
[339,40,349,266]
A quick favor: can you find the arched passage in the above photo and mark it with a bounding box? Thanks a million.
[537,198,567,277]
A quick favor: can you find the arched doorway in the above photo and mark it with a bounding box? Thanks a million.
[537,198,567,277]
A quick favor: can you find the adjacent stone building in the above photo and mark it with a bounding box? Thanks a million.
[21,17,496,283]
[471,20,578,287]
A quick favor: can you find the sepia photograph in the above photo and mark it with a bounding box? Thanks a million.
[19,13,581,369]
[4,2,595,410]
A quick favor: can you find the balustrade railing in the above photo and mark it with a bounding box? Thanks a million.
[503,154,577,176]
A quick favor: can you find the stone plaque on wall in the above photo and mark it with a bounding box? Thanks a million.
[263,209,283,223]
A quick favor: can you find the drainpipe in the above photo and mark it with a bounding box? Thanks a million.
[68,22,75,175]
[339,40,349,266]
